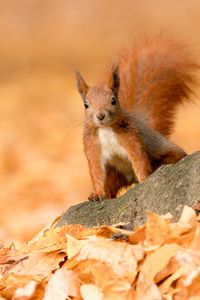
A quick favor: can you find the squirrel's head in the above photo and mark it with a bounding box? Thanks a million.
[75,66,121,127]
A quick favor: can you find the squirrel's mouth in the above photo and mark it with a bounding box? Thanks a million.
[95,120,108,127]
[94,118,116,128]
[99,121,107,127]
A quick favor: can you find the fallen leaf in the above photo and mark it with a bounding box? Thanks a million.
[0,274,44,300]
[65,258,97,276]
[76,236,144,281]
[91,262,135,300]
[144,211,171,248]
[140,243,180,280]
[191,224,200,250]
[154,255,180,284]
[66,234,87,260]
[178,206,197,226]
[10,251,66,277]
[128,225,146,244]
[17,228,67,254]
[80,284,103,300]
[43,268,80,300]
[135,273,162,300]
[159,267,183,295]
[14,280,37,298]
[0,244,16,264]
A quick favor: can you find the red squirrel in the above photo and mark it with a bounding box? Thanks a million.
[75,37,198,200]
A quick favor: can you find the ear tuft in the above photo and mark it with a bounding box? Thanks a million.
[108,64,120,97]
[74,70,88,99]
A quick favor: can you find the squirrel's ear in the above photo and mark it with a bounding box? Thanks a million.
[108,64,120,97]
[74,70,88,99]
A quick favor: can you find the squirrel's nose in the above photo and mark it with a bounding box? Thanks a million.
[96,112,106,121]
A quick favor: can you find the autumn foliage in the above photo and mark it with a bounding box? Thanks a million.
[1,1,200,244]
[0,206,199,299]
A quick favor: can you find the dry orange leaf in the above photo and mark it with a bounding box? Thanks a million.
[76,236,144,281]
[0,244,16,264]
[144,211,172,249]
[135,273,162,300]
[140,243,180,280]
[91,263,135,300]
[66,234,87,260]
[159,267,183,295]
[191,224,200,250]
[10,251,66,278]
[17,228,67,255]
[80,284,103,300]
[178,206,197,227]
[14,280,38,298]
[43,268,80,300]
[128,225,146,244]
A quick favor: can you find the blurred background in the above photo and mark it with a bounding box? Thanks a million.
[0,0,200,244]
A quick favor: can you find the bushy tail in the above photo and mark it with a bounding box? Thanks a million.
[116,36,199,136]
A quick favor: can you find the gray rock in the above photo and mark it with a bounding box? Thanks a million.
[56,151,200,229]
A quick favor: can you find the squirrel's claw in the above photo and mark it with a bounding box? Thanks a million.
[88,193,106,202]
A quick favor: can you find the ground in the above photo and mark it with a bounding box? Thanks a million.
[0,0,200,244]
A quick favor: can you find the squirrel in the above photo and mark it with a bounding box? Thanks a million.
[75,37,198,200]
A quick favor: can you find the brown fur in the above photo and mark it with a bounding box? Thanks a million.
[104,165,130,199]
[75,37,198,200]
[83,126,104,196]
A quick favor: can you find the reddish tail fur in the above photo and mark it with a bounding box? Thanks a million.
[105,36,199,136]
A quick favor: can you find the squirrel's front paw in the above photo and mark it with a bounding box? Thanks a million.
[88,193,106,201]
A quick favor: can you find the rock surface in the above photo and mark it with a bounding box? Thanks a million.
[57,151,200,229]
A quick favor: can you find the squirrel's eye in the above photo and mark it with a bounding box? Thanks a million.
[84,102,89,109]
[111,97,117,105]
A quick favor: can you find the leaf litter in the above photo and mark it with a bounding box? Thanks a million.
[0,205,199,299]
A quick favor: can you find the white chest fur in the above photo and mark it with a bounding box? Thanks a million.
[98,127,127,161]
[98,127,133,181]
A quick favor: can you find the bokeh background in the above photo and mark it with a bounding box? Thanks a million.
[0,0,200,244]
